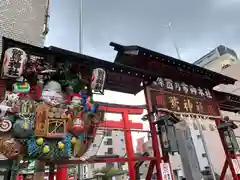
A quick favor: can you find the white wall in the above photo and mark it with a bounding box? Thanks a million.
[203,54,237,73]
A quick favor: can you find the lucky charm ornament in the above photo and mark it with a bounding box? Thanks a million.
[12,78,31,94]
[68,94,85,135]
[41,81,64,106]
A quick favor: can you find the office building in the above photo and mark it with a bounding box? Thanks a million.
[82,129,126,179]
[135,117,239,179]
[193,45,238,72]
[136,137,184,180]
[193,46,240,178]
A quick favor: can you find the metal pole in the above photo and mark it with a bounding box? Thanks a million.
[79,0,83,54]
[160,22,181,60]
[196,118,217,180]
[78,0,83,179]
[167,22,181,60]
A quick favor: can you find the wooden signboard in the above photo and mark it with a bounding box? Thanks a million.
[35,103,49,137]
[149,77,220,117]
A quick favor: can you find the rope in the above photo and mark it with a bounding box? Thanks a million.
[156,107,221,119]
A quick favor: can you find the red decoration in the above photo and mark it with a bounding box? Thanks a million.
[68,111,85,134]
[156,93,164,106]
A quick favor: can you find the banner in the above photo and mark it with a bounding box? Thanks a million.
[160,163,172,180]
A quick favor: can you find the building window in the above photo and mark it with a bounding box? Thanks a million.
[222,63,231,70]
[104,130,112,136]
[202,153,207,157]
[144,164,148,167]
[104,138,113,145]
[107,147,113,154]
[120,138,124,142]
[91,164,94,168]
[92,144,96,147]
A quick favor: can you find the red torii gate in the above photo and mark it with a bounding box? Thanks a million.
[55,103,149,180]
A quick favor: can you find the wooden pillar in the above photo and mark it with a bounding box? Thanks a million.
[33,160,45,180]
[144,86,163,180]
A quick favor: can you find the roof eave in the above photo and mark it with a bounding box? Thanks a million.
[110,42,237,86]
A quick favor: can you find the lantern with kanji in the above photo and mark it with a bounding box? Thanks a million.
[91,68,106,94]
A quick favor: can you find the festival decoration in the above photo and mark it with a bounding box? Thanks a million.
[91,68,106,94]
[0,46,105,163]
[0,119,12,132]
[3,47,27,78]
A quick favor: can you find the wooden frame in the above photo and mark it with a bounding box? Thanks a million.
[35,103,71,138]
[35,103,49,137]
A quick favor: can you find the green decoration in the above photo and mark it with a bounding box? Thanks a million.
[57,69,88,93]
[12,82,30,93]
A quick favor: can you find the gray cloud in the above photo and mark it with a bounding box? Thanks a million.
[45,0,240,63]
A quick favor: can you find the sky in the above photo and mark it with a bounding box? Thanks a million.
[45,0,240,63]
[45,0,240,147]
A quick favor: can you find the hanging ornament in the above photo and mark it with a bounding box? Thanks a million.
[0,104,9,118]
[12,81,30,93]
[192,117,198,130]
[180,113,184,120]
[187,115,193,128]
[58,141,65,149]
[71,137,77,144]
[206,116,213,131]
[198,116,206,131]
[3,47,27,78]
[36,138,44,146]
[0,119,12,132]
[43,145,50,153]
